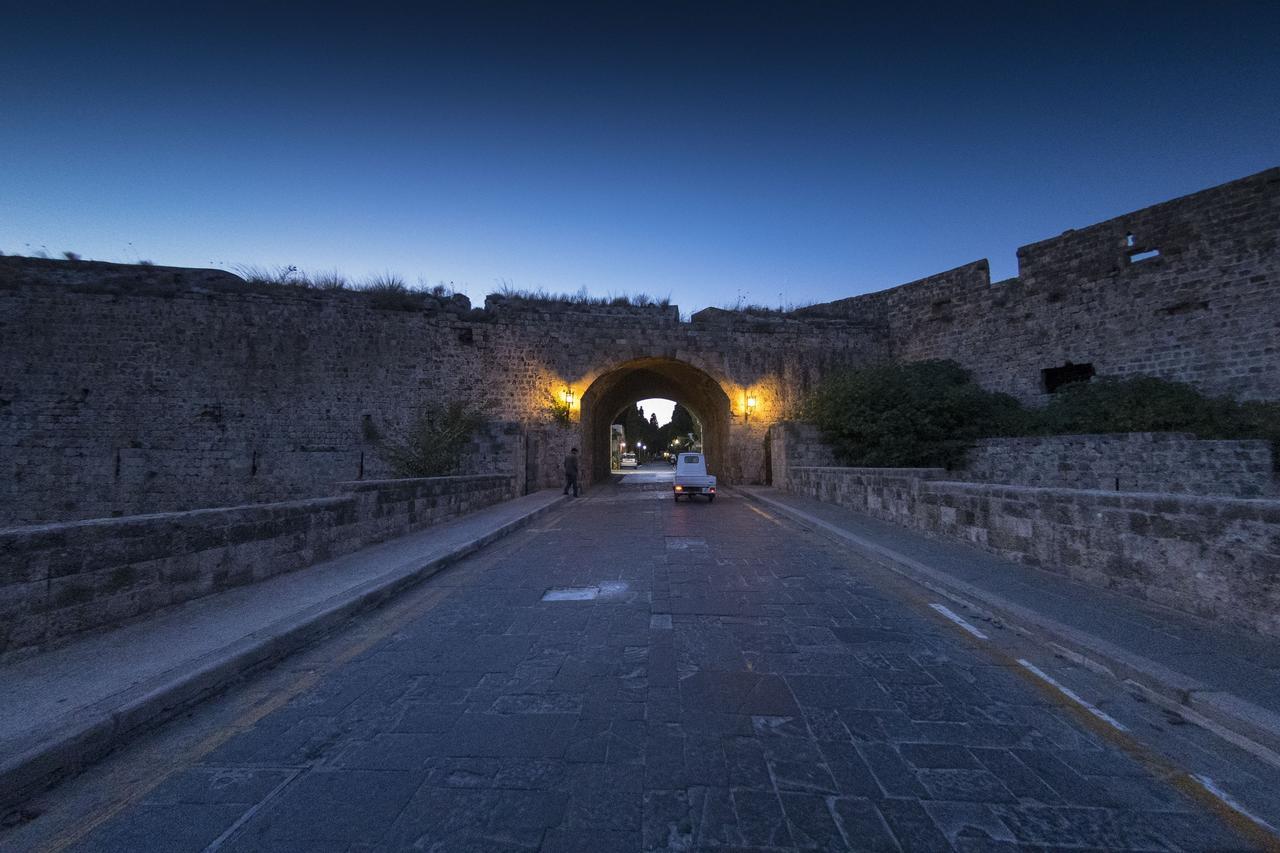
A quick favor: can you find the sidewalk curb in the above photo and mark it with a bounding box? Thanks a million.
[0,494,567,811]
[736,487,1280,761]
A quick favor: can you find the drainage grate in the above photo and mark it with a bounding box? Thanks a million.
[541,587,598,601]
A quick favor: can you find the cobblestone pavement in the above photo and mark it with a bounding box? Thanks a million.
[38,489,1261,851]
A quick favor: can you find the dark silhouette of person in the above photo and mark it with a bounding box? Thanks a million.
[563,447,580,497]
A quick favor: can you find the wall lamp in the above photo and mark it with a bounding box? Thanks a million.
[562,387,575,408]
[745,394,758,422]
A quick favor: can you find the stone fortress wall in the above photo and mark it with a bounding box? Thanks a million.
[0,263,881,525]
[805,166,1280,402]
[2,166,1278,527]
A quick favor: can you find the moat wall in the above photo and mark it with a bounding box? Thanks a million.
[2,166,1278,525]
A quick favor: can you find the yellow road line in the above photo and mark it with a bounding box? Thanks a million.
[930,598,1280,851]
[797,518,1280,851]
[744,502,785,526]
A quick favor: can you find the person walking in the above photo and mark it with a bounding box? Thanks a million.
[563,447,580,497]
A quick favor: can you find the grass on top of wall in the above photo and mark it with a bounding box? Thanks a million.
[719,301,816,316]
[491,283,672,308]
[231,265,461,311]
[234,265,454,294]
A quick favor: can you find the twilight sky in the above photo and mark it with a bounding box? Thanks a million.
[2,2,1278,312]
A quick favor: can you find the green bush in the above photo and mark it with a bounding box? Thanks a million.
[803,365,1280,469]
[543,391,573,427]
[1034,377,1280,462]
[376,402,487,477]
[802,360,1024,469]
[1036,376,1233,435]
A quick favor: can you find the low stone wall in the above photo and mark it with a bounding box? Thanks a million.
[787,466,1280,638]
[963,433,1277,498]
[336,475,513,541]
[0,474,512,658]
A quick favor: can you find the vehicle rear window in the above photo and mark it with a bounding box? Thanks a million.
[682,455,701,464]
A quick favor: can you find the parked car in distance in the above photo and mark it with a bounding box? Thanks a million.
[674,453,716,502]
[619,452,638,469]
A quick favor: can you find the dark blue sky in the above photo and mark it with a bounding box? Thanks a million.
[3,2,1278,311]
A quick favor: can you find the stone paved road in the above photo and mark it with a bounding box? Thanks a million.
[39,488,1259,851]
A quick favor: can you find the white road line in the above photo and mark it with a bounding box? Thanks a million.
[1017,658,1129,731]
[204,769,302,851]
[1191,774,1280,836]
[929,602,988,640]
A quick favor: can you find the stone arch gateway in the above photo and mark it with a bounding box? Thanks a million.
[578,357,732,483]
[1,166,1277,525]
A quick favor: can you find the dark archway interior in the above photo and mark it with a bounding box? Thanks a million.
[580,358,731,485]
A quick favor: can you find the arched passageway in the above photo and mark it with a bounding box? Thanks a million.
[579,358,731,485]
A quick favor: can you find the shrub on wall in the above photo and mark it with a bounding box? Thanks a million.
[1036,377,1280,463]
[543,391,573,427]
[802,360,1024,468]
[377,402,488,477]
[803,365,1280,469]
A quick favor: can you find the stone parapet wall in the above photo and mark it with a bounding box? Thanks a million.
[336,475,512,541]
[962,433,1277,497]
[788,467,948,513]
[0,474,512,659]
[785,466,1280,638]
